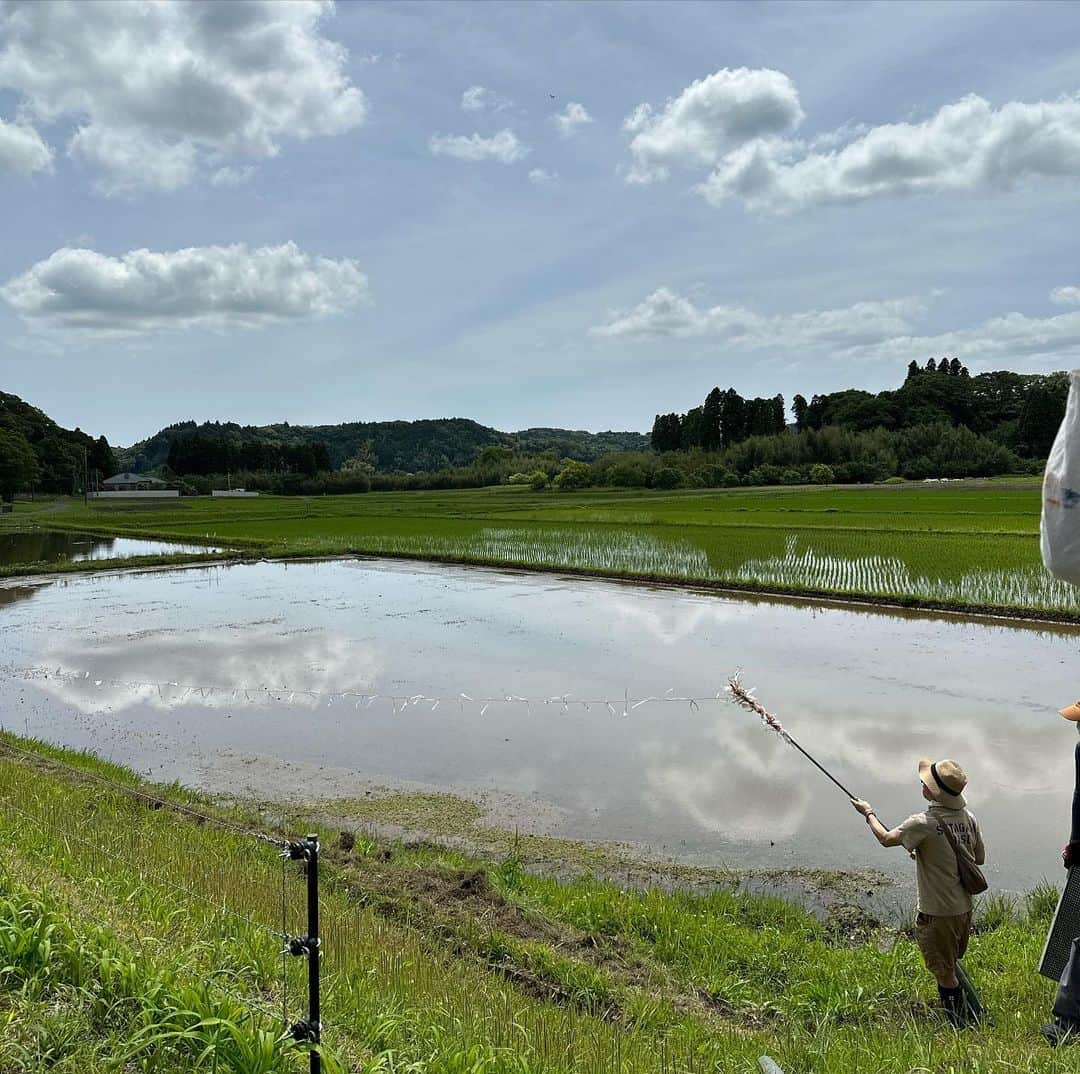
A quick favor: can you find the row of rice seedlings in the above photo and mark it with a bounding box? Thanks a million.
[730,536,1080,613]
[284,524,1078,615]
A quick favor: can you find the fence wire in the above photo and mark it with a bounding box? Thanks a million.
[0,737,318,1055]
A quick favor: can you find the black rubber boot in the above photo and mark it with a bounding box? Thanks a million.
[939,985,968,1028]
[1042,1019,1080,1047]
[956,961,984,1024]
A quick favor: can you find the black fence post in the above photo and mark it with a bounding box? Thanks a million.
[286,834,321,1073]
[306,833,321,1074]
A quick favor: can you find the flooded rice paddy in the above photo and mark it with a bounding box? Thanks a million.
[0,557,1076,894]
[0,530,217,565]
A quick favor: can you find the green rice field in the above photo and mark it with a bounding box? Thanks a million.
[2,479,1064,618]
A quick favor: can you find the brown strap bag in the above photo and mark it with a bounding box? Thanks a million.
[940,819,988,895]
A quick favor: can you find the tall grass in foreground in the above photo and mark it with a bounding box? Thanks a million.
[0,737,1076,1072]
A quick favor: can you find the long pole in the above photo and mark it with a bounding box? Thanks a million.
[780,731,859,800]
[727,674,859,801]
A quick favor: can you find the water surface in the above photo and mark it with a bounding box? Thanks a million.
[0,530,217,565]
[0,558,1075,894]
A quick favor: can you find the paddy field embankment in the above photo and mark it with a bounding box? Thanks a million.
[0,732,1074,1074]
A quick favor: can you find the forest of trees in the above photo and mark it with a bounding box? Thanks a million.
[0,392,114,501]
[652,389,786,452]
[165,432,331,478]
[653,361,1066,462]
[123,418,648,475]
[0,359,1068,500]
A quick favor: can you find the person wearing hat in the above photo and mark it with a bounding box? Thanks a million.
[1041,700,1080,1046]
[851,758,985,1026]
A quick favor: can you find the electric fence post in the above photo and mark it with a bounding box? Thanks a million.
[284,834,321,1074]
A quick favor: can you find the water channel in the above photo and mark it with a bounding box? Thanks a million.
[0,557,1075,895]
[0,530,217,565]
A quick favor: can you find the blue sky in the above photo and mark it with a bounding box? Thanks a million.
[2,0,1080,446]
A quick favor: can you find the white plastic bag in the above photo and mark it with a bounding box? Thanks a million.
[1041,370,1080,584]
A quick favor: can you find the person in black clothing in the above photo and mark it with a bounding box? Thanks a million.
[1042,700,1080,1047]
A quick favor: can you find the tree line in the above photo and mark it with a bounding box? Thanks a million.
[123,417,648,474]
[651,389,786,452]
[165,432,331,478]
[653,363,1066,462]
[0,392,114,501]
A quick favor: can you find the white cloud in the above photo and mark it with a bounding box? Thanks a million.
[591,287,924,348]
[591,284,1080,370]
[528,167,558,185]
[697,92,1080,214]
[210,165,256,188]
[461,85,512,113]
[551,101,593,138]
[429,129,528,164]
[863,307,1080,366]
[0,118,52,176]
[0,241,369,336]
[623,67,803,184]
[0,0,366,193]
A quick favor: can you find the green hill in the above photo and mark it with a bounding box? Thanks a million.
[0,392,114,499]
[117,418,649,474]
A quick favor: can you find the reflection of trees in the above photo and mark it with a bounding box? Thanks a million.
[38,630,383,713]
[0,583,41,609]
[1,532,114,564]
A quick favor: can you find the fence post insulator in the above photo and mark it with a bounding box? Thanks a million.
[290,1019,320,1044]
[286,840,311,861]
[283,935,319,958]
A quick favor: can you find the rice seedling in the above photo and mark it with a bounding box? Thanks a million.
[3,482,1059,618]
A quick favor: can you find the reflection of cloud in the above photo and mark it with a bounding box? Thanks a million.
[38,630,382,713]
[643,721,810,838]
[790,703,1065,797]
[643,694,1067,844]
[609,595,745,646]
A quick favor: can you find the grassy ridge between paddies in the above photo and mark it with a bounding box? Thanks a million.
[0,731,1075,1073]
[1,480,1070,619]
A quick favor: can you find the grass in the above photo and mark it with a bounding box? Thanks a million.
[0,731,1075,1073]
[0,479,1065,618]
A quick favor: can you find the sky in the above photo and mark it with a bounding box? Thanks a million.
[2,0,1080,446]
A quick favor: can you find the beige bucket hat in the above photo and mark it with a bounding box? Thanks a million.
[1060,701,1080,722]
[918,757,967,808]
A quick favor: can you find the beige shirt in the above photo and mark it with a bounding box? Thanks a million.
[898,802,985,916]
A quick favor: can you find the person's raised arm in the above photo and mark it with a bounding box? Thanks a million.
[851,798,905,848]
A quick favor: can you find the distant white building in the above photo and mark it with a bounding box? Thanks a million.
[92,472,178,499]
[102,472,167,491]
